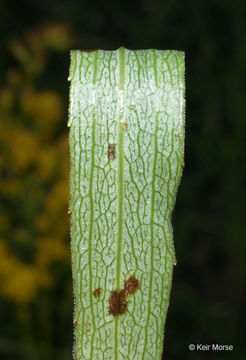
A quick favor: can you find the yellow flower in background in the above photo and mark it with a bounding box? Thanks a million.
[0,24,72,304]
[22,90,63,139]
[0,240,52,304]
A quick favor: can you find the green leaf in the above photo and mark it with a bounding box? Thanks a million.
[68,47,185,360]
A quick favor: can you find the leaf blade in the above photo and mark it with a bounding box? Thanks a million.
[69,48,185,360]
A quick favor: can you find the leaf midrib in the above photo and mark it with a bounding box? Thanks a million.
[114,46,127,360]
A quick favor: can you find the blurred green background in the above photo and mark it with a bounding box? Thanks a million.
[0,1,245,359]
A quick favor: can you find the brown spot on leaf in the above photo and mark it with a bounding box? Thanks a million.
[109,289,128,316]
[122,122,128,130]
[93,288,102,298]
[124,276,139,295]
[181,162,185,169]
[108,144,116,160]
[108,275,140,317]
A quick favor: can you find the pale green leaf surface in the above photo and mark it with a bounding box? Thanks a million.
[68,47,185,360]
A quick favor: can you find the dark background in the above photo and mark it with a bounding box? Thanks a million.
[0,0,246,359]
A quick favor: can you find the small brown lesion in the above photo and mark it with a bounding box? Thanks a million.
[109,289,128,316]
[108,144,116,161]
[122,122,128,130]
[124,276,139,295]
[181,162,185,169]
[93,288,102,298]
[108,275,140,317]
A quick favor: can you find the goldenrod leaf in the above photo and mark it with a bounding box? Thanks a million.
[69,47,185,360]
